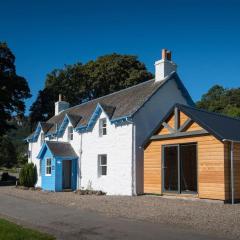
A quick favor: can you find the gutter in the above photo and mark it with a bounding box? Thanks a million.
[222,139,240,204]
[78,133,83,190]
[131,123,137,196]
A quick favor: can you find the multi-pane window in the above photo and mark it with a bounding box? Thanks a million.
[40,133,45,145]
[68,126,73,141]
[98,154,107,176]
[99,118,107,137]
[46,158,52,176]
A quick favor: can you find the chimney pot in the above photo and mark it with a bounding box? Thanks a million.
[59,94,62,102]
[166,51,172,61]
[162,49,167,60]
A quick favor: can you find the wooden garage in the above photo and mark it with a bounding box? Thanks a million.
[144,104,240,203]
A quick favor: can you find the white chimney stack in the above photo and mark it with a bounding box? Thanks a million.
[55,94,69,115]
[154,49,177,82]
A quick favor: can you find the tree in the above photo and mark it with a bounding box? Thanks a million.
[196,85,240,118]
[0,42,31,135]
[29,53,153,128]
[7,116,31,166]
[0,135,17,168]
[19,163,37,187]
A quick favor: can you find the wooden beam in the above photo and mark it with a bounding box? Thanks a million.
[162,122,175,133]
[174,107,179,131]
[178,118,193,132]
[150,129,209,140]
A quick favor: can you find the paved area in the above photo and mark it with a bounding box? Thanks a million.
[0,187,238,239]
[0,193,226,240]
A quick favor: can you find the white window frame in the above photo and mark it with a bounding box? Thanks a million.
[68,126,74,141]
[98,154,107,177]
[99,118,107,137]
[45,158,52,176]
[40,133,45,145]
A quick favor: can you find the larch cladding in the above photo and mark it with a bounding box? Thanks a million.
[144,135,227,200]
[224,142,240,200]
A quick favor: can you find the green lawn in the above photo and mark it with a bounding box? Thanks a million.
[0,218,55,240]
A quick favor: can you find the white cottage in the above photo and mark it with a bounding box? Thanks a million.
[27,49,194,195]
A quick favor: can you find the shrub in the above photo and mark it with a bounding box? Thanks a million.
[1,172,9,181]
[19,163,37,187]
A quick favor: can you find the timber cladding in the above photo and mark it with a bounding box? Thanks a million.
[143,108,240,201]
[144,135,227,200]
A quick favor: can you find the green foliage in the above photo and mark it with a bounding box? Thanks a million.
[17,152,28,166]
[0,135,17,168]
[0,218,55,240]
[0,42,31,135]
[19,163,37,187]
[29,53,153,128]
[7,116,31,166]
[196,85,240,118]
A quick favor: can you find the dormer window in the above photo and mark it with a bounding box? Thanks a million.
[68,126,73,141]
[40,133,45,145]
[99,118,107,137]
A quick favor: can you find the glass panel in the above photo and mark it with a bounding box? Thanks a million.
[100,155,107,165]
[180,144,197,193]
[101,166,107,175]
[164,146,178,191]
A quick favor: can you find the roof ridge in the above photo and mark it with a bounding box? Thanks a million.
[177,103,240,122]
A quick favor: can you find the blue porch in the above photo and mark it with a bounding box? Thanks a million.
[37,141,78,191]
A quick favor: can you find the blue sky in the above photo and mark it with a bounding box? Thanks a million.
[1,0,240,114]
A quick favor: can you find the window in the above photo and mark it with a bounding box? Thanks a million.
[68,126,73,141]
[46,158,52,176]
[99,118,107,137]
[40,133,45,145]
[98,154,107,176]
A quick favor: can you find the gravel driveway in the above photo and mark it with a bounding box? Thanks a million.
[0,186,239,239]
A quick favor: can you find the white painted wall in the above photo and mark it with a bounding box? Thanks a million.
[80,111,133,195]
[39,111,133,195]
[28,130,44,187]
[133,78,189,194]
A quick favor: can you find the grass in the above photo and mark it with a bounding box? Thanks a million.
[0,218,55,240]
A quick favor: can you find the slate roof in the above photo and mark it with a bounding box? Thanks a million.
[46,141,78,158]
[40,122,54,133]
[176,104,240,142]
[28,72,194,138]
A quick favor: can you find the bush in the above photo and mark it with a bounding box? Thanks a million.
[19,163,37,187]
[1,172,9,181]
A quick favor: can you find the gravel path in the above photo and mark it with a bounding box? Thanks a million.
[0,186,239,239]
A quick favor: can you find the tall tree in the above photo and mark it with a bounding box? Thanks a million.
[29,54,153,127]
[0,135,17,168]
[196,85,240,117]
[0,42,31,135]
